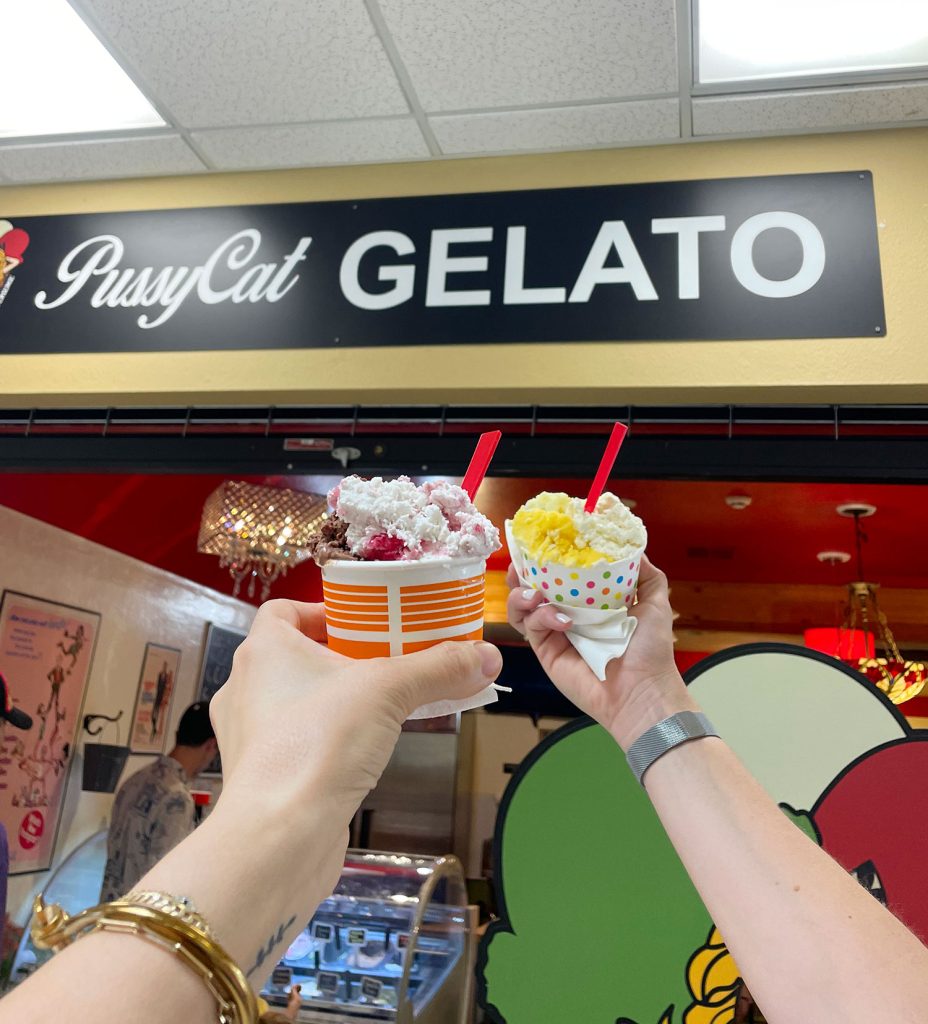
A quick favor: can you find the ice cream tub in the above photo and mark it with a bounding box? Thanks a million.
[322,556,493,719]
[505,518,643,682]
[513,545,643,610]
[321,556,487,658]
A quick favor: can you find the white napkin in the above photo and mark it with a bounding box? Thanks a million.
[506,521,637,682]
[408,685,498,721]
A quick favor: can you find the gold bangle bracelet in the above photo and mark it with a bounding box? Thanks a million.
[31,892,261,1024]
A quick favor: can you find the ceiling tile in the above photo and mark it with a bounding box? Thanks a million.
[693,82,928,136]
[378,0,678,111]
[192,118,430,170]
[431,99,679,155]
[0,135,205,183]
[80,0,409,127]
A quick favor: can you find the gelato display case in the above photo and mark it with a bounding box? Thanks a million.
[262,851,476,1024]
[5,838,476,1023]
[7,828,108,988]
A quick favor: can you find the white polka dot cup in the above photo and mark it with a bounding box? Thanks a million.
[515,548,644,611]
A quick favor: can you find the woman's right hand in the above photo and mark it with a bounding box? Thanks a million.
[507,555,697,750]
[211,600,503,822]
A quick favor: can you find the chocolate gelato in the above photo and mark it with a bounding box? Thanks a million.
[308,515,357,564]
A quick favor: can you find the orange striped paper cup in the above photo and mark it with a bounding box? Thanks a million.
[321,557,487,660]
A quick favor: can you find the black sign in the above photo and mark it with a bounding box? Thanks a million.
[195,623,247,704]
[0,172,883,354]
[312,922,334,942]
[316,972,340,997]
[361,977,384,1000]
[271,966,292,988]
[195,623,246,777]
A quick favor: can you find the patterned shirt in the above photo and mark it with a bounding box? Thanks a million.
[100,756,194,902]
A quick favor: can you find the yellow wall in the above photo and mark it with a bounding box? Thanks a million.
[2,127,927,408]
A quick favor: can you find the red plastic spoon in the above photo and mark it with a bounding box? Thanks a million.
[461,430,502,501]
[584,422,628,513]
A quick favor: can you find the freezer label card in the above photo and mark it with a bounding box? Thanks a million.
[361,977,384,1000]
[271,966,292,988]
[312,923,334,941]
[347,928,367,945]
[317,972,340,996]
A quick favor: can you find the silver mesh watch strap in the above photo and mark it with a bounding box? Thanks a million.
[626,711,718,786]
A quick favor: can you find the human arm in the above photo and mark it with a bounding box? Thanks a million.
[2,601,502,1023]
[508,558,928,1023]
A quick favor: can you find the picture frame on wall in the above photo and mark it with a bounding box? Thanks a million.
[195,623,247,775]
[129,643,182,754]
[0,590,101,875]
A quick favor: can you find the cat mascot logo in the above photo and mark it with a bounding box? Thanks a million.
[479,644,928,1024]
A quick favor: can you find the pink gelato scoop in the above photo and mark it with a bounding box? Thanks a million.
[323,475,500,563]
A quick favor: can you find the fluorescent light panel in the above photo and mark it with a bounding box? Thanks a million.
[697,0,928,85]
[1,0,164,139]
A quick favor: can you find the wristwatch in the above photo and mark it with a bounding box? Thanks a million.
[625,711,719,786]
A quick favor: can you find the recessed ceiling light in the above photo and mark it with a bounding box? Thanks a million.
[1,0,164,140]
[836,502,877,517]
[817,550,852,564]
[696,0,928,85]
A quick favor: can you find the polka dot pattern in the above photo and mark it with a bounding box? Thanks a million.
[517,549,644,612]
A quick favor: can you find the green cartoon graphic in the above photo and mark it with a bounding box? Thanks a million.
[479,645,922,1024]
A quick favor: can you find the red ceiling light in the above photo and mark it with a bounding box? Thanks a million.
[804,627,875,662]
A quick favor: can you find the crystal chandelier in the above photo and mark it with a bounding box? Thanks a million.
[197,481,327,601]
[824,505,926,705]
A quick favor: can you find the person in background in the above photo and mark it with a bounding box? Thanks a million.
[100,702,217,902]
[260,984,301,1023]
[0,671,34,963]
[734,983,765,1023]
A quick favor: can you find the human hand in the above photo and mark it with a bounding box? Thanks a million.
[507,555,696,749]
[284,985,302,1020]
[211,600,502,820]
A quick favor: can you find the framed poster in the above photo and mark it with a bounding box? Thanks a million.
[0,591,101,875]
[129,643,181,754]
[196,623,247,775]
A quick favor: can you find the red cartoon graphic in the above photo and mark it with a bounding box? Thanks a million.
[814,738,928,939]
[18,809,44,851]
[0,219,29,293]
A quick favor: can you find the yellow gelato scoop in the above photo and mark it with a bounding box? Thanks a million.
[511,491,646,568]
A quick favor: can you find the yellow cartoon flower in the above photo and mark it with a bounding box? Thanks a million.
[680,927,741,1024]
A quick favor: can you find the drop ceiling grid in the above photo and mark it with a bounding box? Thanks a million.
[1,0,928,184]
[374,0,679,110]
[76,0,412,127]
[0,134,206,183]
